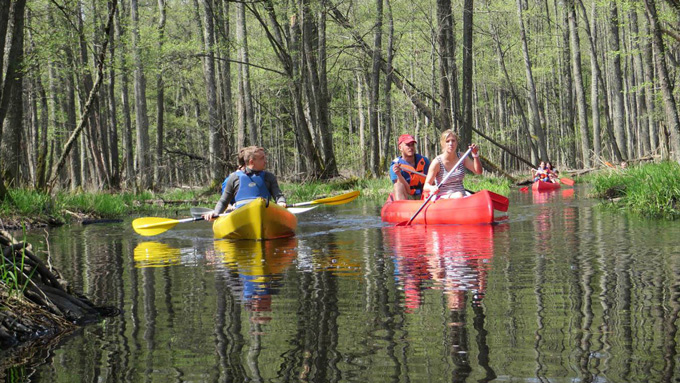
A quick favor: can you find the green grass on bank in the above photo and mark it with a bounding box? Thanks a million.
[0,189,203,223]
[586,161,680,219]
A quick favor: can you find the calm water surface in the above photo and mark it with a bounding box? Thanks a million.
[11,187,680,382]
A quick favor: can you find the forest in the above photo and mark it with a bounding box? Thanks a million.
[0,0,678,196]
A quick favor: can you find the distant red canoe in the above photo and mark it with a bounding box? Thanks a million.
[531,180,561,192]
[381,190,509,225]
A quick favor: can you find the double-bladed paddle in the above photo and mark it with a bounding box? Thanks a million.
[133,191,360,236]
[397,148,472,226]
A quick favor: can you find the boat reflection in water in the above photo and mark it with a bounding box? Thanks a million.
[133,241,182,268]
[212,238,297,315]
[532,187,574,204]
[382,224,505,312]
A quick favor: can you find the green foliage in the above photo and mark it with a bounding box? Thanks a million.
[1,228,36,297]
[588,162,680,219]
[464,174,512,195]
[0,188,208,222]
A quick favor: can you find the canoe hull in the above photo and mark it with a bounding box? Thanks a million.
[531,180,561,192]
[213,198,297,240]
[380,190,509,225]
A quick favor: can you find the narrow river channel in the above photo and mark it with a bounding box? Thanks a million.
[12,187,680,382]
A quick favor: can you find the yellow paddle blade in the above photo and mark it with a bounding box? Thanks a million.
[132,217,180,236]
[299,190,360,206]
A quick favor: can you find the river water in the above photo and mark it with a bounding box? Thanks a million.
[10,187,680,382]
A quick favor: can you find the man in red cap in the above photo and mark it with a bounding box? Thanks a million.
[389,134,430,200]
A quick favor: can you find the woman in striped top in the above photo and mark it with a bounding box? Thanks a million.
[423,130,483,199]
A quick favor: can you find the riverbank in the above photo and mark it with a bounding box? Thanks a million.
[586,161,680,219]
[0,175,512,230]
[0,230,119,357]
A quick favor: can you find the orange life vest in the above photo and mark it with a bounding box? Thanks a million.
[400,156,428,195]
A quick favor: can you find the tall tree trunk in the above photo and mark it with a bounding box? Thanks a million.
[117,4,134,188]
[516,0,548,163]
[236,2,257,146]
[218,0,233,175]
[629,5,651,156]
[589,0,601,160]
[0,0,26,185]
[200,0,220,182]
[640,5,659,152]
[437,0,455,132]
[154,0,167,187]
[560,0,576,167]
[130,0,151,189]
[76,0,109,188]
[107,0,120,190]
[644,0,680,161]
[608,1,628,160]
[460,0,474,147]
[64,64,81,189]
[368,0,382,176]
[380,0,394,168]
[567,0,591,167]
[316,1,338,177]
[301,0,337,177]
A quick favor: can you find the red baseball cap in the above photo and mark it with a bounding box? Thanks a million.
[398,134,416,146]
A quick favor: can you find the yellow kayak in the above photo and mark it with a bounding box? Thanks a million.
[212,198,297,240]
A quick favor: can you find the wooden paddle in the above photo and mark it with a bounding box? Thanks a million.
[397,148,472,226]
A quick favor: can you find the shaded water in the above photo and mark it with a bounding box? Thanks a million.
[10,187,680,382]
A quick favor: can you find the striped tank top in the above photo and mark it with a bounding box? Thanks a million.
[435,154,465,195]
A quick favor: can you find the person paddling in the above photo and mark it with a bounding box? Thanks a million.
[389,134,430,200]
[203,146,287,221]
[423,130,482,199]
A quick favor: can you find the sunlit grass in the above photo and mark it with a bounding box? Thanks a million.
[587,161,680,219]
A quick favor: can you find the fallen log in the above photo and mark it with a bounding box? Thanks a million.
[0,230,119,350]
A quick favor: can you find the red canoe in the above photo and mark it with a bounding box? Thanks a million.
[531,180,561,192]
[381,190,509,225]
